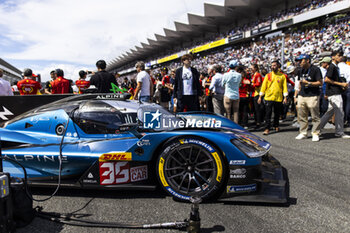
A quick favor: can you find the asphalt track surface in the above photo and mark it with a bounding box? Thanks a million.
[18,120,350,233]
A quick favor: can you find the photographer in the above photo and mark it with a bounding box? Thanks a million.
[294,55,322,142]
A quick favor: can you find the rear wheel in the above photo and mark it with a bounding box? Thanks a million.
[156,137,226,201]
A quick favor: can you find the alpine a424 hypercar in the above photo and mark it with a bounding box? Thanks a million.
[0,94,288,202]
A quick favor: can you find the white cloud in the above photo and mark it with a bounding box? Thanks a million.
[0,0,224,81]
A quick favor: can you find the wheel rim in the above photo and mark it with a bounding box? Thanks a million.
[164,144,216,195]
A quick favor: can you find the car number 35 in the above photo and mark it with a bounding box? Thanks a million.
[100,162,130,185]
[99,162,148,185]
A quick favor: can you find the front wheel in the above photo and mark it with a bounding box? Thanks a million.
[156,137,227,202]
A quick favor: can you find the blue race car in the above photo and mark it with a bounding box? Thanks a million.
[0,94,287,202]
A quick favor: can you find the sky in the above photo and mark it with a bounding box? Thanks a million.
[0,0,225,82]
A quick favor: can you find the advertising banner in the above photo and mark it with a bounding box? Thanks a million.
[251,27,259,36]
[157,54,179,64]
[228,33,244,43]
[277,18,294,28]
[251,24,272,36]
[189,38,227,54]
[258,25,272,33]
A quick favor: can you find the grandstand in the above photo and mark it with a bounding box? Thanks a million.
[107,0,350,75]
[0,58,22,84]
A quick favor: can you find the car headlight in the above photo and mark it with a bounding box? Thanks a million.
[231,137,269,158]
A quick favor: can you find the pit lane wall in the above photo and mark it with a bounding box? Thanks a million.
[0,95,73,124]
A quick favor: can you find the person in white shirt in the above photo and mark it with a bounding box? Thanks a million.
[338,56,350,126]
[319,57,331,117]
[134,61,153,103]
[209,65,225,115]
[173,54,202,112]
[0,69,14,96]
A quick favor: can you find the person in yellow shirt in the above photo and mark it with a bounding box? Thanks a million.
[258,60,288,135]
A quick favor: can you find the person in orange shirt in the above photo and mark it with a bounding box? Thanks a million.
[51,69,70,94]
[17,68,42,95]
[75,70,90,94]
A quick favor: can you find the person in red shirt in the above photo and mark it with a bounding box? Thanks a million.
[17,68,42,95]
[250,64,264,129]
[160,67,171,108]
[205,65,214,112]
[51,69,70,94]
[238,66,251,129]
[75,70,90,94]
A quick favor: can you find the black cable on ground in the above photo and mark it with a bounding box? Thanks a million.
[35,207,188,229]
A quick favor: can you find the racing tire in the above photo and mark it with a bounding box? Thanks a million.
[156,136,227,202]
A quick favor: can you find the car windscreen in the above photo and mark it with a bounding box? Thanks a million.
[74,101,137,134]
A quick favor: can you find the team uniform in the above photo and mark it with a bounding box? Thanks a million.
[239,76,252,128]
[51,77,70,94]
[251,72,264,126]
[75,80,90,94]
[17,79,41,95]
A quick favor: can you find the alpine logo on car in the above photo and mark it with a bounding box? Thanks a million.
[99,152,132,161]
[3,154,68,163]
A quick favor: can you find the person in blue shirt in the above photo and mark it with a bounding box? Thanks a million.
[222,60,242,123]
[209,64,225,115]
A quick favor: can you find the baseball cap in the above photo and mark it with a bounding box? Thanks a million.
[295,54,310,61]
[320,57,332,63]
[228,60,238,69]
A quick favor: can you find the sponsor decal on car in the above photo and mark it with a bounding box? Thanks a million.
[2,154,68,163]
[158,157,169,187]
[179,139,215,152]
[130,165,148,182]
[99,152,132,161]
[212,152,222,182]
[143,110,221,129]
[137,139,151,147]
[230,168,246,179]
[227,184,257,193]
[165,187,190,200]
[99,162,148,185]
[229,160,246,165]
